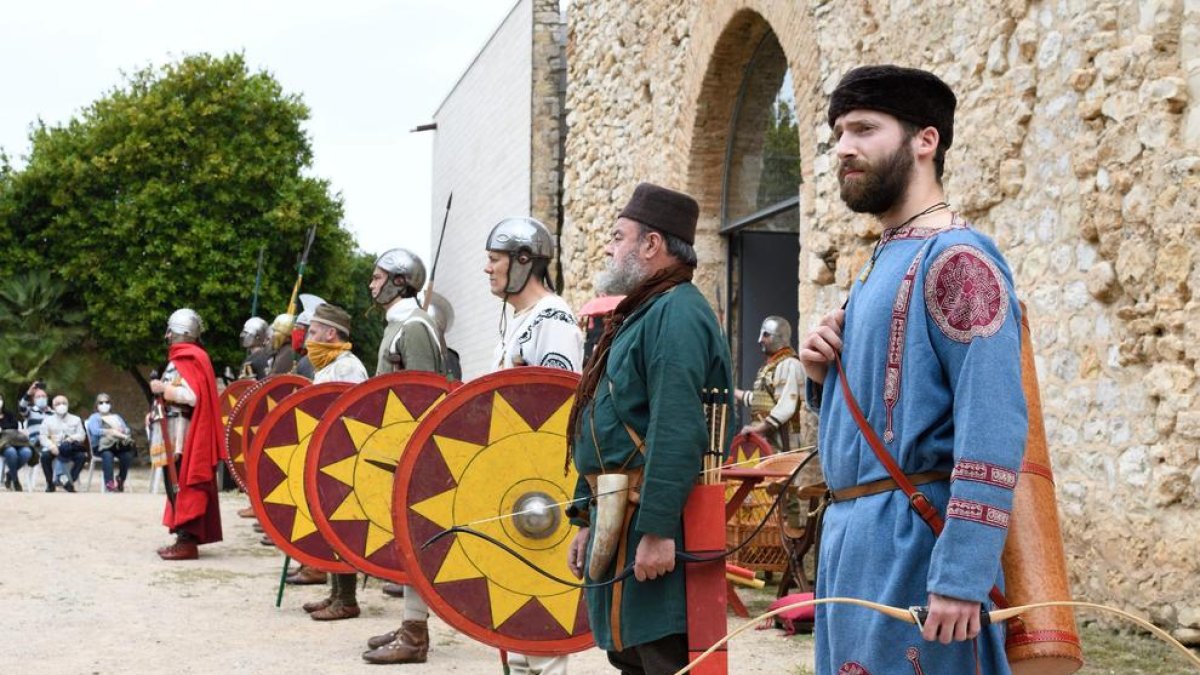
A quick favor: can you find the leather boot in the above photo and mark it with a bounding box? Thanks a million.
[302,596,333,614]
[286,565,328,585]
[381,582,405,598]
[157,540,199,560]
[366,629,399,650]
[310,599,361,621]
[362,621,428,664]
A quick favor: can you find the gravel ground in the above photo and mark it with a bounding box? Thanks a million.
[1,466,815,674]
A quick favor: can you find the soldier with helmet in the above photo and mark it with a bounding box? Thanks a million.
[485,217,583,372]
[424,291,462,382]
[290,293,325,379]
[734,316,805,453]
[238,316,273,380]
[483,217,582,674]
[268,312,298,375]
[368,248,445,376]
[150,308,226,561]
[361,247,450,666]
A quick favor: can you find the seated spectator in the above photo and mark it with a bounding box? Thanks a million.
[18,381,52,490]
[85,393,136,492]
[41,395,87,493]
[1,393,34,491]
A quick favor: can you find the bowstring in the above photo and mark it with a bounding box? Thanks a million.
[445,445,816,530]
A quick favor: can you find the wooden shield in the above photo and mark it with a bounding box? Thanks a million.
[239,375,310,473]
[725,431,772,468]
[224,378,271,490]
[392,367,592,656]
[305,371,451,583]
[246,382,354,573]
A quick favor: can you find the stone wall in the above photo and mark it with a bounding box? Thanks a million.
[561,0,1200,638]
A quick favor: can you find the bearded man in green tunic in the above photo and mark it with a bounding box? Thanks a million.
[566,183,734,675]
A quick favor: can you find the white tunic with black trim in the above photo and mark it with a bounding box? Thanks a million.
[494,294,583,372]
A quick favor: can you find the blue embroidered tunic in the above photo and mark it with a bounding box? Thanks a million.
[808,218,1026,675]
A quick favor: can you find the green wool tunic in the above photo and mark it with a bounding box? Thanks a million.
[571,282,733,651]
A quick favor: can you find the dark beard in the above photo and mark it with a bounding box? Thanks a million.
[838,143,914,215]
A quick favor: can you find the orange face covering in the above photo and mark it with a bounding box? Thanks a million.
[305,341,352,371]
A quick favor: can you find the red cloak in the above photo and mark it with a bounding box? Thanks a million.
[161,342,225,544]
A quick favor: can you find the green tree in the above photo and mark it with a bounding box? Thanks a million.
[0,271,89,401]
[0,53,360,392]
[757,98,801,207]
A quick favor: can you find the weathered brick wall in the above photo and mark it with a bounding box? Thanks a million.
[561,0,1200,640]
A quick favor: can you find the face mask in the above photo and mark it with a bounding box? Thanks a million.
[54,404,68,416]
[35,397,48,408]
[98,403,112,413]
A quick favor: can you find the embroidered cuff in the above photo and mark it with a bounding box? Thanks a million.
[951,460,1018,490]
[946,498,1010,529]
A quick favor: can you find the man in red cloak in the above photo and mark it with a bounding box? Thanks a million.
[151,308,225,560]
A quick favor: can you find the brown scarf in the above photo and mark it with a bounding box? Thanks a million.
[565,263,695,471]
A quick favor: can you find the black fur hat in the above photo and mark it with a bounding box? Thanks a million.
[828,65,957,150]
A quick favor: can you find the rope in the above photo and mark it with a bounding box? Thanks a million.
[673,598,1200,674]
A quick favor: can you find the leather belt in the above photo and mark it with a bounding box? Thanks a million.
[829,470,950,503]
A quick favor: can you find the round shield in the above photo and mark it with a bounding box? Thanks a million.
[224,378,272,490]
[305,371,451,583]
[239,374,310,470]
[246,382,354,573]
[393,367,592,656]
[725,431,772,468]
[220,379,256,430]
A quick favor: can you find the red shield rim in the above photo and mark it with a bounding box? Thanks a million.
[724,431,773,468]
[238,374,310,473]
[246,382,355,573]
[305,371,451,583]
[393,367,593,656]
[224,378,271,491]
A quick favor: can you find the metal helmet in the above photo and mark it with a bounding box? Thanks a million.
[240,317,271,349]
[165,308,203,341]
[296,294,325,326]
[271,313,295,350]
[486,217,555,295]
[373,248,426,306]
[425,291,455,334]
[759,316,793,353]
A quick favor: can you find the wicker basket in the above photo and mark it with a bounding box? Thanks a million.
[725,453,810,574]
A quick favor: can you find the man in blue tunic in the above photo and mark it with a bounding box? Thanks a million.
[800,65,1027,674]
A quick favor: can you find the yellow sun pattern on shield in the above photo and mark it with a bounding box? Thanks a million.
[261,408,322,543]
[409,392,581,634]
[724,439,764,502]
[320,390,444,560]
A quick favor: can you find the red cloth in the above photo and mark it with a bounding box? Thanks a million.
[161,342,226,544]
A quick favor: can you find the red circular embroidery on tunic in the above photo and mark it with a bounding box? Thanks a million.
[838,663,871,675]
[924,244,1009,343]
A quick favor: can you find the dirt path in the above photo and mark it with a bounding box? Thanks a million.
[2,467,814,673]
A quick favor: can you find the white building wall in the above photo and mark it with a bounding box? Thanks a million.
[430,0,533,380]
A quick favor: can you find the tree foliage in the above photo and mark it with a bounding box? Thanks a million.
[0,271,89,401]
[0,52,367,376]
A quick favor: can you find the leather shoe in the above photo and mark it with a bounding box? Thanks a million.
[303,597,334,614]
[286,565,328,585]
[381,582,405,598]
[259,534,275,546]
[252,522,265,533]
[238,506,256,518]
[366,630,398,650]
[362,620,428,664]
[158,541,199,560]
[310,600,360,621]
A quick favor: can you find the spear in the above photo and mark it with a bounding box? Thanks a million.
[423,193,453,310]
[286,225,318,317]
[249,245,265,317]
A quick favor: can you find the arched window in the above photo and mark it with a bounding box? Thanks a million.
[720,28,800,400]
